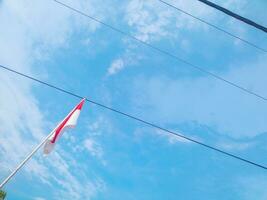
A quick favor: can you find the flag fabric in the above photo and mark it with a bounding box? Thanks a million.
[43,98,85,154]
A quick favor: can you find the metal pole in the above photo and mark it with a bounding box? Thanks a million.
[0,101,80,189]
[0,129,55,189]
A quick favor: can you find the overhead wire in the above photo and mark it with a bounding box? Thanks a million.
[52,0,267,102]
[197,0,267,34]
[157,0,266,53]
[1,64,267,171]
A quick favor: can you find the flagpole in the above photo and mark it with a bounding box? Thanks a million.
[0,99,84,189]
[0,129,56,189]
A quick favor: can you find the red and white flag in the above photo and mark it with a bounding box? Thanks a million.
[43,98,85,154]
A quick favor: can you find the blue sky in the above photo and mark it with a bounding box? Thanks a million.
[0,0,267,199]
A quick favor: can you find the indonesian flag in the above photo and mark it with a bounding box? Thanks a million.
[43,98,85,154]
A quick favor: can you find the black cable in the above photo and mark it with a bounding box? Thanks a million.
[52,0,267,103]
[157,0,266,52]
[197,0,267,34]
[1,64,267,170]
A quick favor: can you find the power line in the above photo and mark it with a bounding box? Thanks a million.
[52,0,267,103]
[1,64,267,171]
[157,0,266,53]
[197,0,267,34]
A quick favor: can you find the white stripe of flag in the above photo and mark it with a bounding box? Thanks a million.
[43,98,85,154]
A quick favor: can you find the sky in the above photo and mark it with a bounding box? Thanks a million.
[0,0,267,199]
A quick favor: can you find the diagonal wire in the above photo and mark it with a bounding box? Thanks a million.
[197,0,267,34]
[157,0,266,53]
[52,0,267,103]
[1,64,267,170]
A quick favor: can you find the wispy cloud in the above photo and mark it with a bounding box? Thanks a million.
[0,0,105,199]
[33,197,46,200]
[216,140,255,151]
[106,0,249,76]
[237,175,267,200]
[80,116,114,165]
[84,139,104,159]
[131,55,267,139]
[124,0,219,43]
[156,129,194,144]
[107,58,125,76]
[125,0,174,42]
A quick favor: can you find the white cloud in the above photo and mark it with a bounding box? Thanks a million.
[81,38,91,46]
[155,129,194,144]
[217,140,255,151]
[0,0,105,199]
[125,0,174,42]
[216,141,254,151]
[107,58,125,75]
[133,126,200,145]
[79,116,114,165]
[33,197,46,200]
[237,175,267,200]
[124,0,219,43]
[132,55,267,139]
[84,139,103,159]
[114,0,247,76]
[40,151,105,200]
